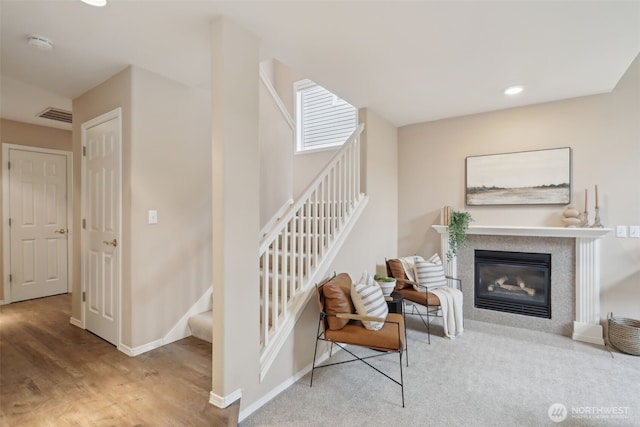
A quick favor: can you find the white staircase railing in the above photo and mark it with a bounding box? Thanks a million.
[259,123,368,380]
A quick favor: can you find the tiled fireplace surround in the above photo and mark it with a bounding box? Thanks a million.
[433,225,611,345]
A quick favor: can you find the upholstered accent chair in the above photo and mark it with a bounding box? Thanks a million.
[386,257,462,343]
[310,273,407,407]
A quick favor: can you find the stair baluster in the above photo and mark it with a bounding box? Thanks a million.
[258,124,368,381]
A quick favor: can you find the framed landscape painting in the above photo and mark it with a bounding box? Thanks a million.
[466,147,572,206]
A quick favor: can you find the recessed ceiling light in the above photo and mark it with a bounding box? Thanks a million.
[27,35,54,51]
[81,0,107,6]
[504,85,524,96]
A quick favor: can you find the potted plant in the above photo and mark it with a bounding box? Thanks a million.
[446,210,473,262]
[373,274,396,296]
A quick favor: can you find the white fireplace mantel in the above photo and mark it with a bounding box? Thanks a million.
[433,225,611,239]
[433,225,612,345]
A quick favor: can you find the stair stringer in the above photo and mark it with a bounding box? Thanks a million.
[164,285,213,345]
[259,195,368,382]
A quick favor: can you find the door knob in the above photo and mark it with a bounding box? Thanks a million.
[103,239,118,247]
[54,228,67,234]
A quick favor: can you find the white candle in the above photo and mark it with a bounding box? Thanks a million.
[584,189,587,212]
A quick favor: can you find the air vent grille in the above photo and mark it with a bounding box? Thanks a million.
[38,108,72,124]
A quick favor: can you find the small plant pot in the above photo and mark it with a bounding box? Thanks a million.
[376,280,396,296]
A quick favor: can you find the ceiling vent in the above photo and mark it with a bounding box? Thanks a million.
[38,108,72,124]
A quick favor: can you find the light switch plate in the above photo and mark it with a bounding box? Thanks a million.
[616,225,627,238]
[148,210,158,224]
[630,225,640,238]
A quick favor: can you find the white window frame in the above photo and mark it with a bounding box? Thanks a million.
[294,79,358,154]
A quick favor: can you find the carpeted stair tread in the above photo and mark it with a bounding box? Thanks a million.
[188,310,212,343]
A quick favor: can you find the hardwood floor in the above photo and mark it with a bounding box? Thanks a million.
[0,294,239,426]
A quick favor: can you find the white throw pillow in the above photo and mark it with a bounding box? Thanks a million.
[358,271,377,287]
[351,282,388,331]
[414,253,448,292]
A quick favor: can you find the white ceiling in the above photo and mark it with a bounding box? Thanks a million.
[1,0,639,131]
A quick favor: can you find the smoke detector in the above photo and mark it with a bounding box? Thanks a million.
[27,35,54,51]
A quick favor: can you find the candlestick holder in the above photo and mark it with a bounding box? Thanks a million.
[581,211,589,227]
[591,207,604,228]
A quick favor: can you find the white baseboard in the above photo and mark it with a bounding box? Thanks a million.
[118,344,136,357]
[238,348,334,422]
[69,317,83,328]
[238,374,300,422]
[116,285,213,357]
[573,321,605,345]
[210,388,242,408]
[119,338,164,357]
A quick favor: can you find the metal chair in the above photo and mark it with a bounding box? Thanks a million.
[310,273,408,407]
[386,257,461,344]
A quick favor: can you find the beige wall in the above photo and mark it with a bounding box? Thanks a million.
[273,59,301,119]
[73,65,211,348]
[398,55,640,321]
[259,75,293,228]
[0,119,72,301]
[0,119,72,150]
[330,108,399,276]
[129,67,211,347]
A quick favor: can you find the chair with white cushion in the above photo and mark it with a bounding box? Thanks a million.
[386,254,463,343]
[310,272,408,407]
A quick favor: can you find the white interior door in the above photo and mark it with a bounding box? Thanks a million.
[82,109,121,346]
[9,149,68,302]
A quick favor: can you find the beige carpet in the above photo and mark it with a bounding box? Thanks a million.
[241,315,640,426]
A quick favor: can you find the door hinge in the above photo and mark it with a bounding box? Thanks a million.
[7,161,10,170]
[9,274,12,283]
[8,218,11,227]
[82,219,86,229]
[82,146,86,157]
[82,291,86,302]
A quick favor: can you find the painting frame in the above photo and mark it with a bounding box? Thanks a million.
[466,147,572,206]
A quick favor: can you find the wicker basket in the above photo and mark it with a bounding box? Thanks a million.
[608,313,640,356]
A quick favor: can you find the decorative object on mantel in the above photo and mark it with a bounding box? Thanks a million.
[562,206,581,227]
[607,313,640,356]
[441,206,453,226]
[591,185,604,228]
[446,210,473,262]
[465,147,572,206]
[581,188,589,227]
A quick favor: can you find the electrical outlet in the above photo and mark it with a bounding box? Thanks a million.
[630,225,640,238]
[616,225,627,238]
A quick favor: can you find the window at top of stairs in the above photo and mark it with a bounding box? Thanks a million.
[294,79,357,154]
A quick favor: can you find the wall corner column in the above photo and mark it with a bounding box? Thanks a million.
[210,17,260,408]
